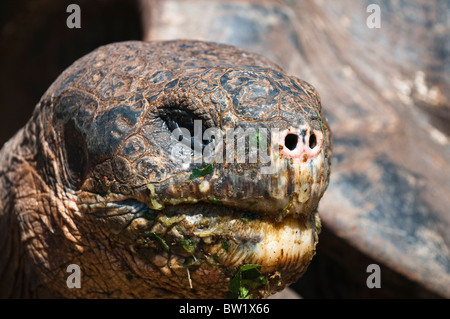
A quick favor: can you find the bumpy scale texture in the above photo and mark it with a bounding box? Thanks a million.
[0,40,331,298]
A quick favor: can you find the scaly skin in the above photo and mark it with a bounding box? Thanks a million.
[0,40,331,298]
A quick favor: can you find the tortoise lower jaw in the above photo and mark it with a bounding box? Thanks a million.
[84,199,320,297]
[144,202,318,268]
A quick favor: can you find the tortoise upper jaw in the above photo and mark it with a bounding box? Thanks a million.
[78,143,328,222]
[148,124,329,219]
[138,154,328,221]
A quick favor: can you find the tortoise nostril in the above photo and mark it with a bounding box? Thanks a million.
[285,134,298,151]
[309,133,317,149]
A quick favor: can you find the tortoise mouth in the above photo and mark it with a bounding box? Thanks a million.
[81,198,319,297]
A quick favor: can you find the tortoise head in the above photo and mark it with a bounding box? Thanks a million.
[31,40,331,298]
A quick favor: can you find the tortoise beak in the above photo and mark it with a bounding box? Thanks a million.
[136,123,329,222]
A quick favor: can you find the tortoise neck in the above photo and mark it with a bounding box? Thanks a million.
[0,128,33,297]
[0,124,57,298]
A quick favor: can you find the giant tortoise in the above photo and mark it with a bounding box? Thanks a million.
[0,0,449,298]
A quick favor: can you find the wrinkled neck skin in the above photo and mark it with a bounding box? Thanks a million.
[0,107,134,298]
[0,111,58,298]
[0,108,83,298]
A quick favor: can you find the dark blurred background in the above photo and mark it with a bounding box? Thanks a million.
[0,0,142,146]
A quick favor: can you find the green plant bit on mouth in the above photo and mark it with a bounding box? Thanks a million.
[248,200,258,207]
[227,264,267,299]
[207,197,222,205]
[147,184,163,210]
[241,212,257,223]
[180,237,196,255]
[249,131,260,148]
[125,273,133,281]
[189,163,214,180]
[221,240,230,252]
[142,210,157,221]
[162,215,185,227]
[147,231,169,252]
[183,256,201,268]
[250,131,268,151]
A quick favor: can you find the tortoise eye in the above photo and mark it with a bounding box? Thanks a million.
[159,108,213,150]
[159,108,198,135]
